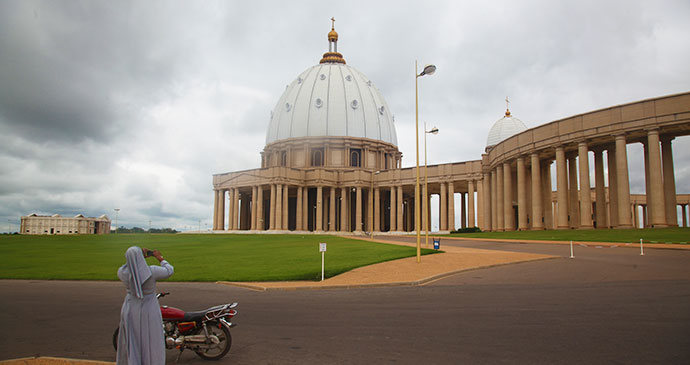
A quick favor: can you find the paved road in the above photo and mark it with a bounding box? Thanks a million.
[2,239,689,364]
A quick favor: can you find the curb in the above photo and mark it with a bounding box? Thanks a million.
[0,357,113,365]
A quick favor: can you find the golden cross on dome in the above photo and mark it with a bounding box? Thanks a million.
[331,17,335,29]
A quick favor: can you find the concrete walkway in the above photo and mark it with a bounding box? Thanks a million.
[218,236,556,291]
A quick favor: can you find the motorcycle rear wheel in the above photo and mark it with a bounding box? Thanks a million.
[194,321,232,360]
[112,327,119,351]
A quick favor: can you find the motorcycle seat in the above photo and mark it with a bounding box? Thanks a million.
[182,310,207,322]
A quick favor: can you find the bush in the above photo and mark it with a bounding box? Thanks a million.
[451,227,482,234]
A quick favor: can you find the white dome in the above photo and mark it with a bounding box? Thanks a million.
[265,63,398,146]
[486,111,528,148]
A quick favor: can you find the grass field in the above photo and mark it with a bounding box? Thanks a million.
[0,234,437,282]
[446,227,690,244]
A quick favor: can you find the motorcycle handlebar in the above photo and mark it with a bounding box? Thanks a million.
[157,292,170,299]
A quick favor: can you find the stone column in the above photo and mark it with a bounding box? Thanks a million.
[225,189,233,231]
[232,189,240,230]
[397,186,404,231]
[422,182,429,234]
[542,161,553,229]
[555,147,569,229]
[517,157,528,230]
[607,146,619,228]
[531,153,544,230]
[568,155,580,228]
[594,149,607,228]
[251,186,257,230]
[341,187,349,232]
[302,187,309,231]
[661,136,678,226]
[646,129,667,227]
[503,162,513,231]
[448,182,455,231]
[496,167,505,231]
[282,185,289,230]
[219,190,226,231]
[257,186,264,230]
[491,170,497,231]
[578,141,593,229]
[483,173,492,231]
[355,187,363,232]
[477,177,484,230]
[468,180,475,228]
[460,192,467,229]
[374,188,381,232]
[440,182,447,231]
[316,186,323,231]
[296,186,303,231]
[615,135,633,228]
[275,184,282,230]
[217,190,225,230]
[390,187,397,232]
[642,205,648,228]
[330,187,336,231]
[367,187,374,232]
[213,190,218,230]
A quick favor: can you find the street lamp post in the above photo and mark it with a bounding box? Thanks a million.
[415,61,436,263]
[424,122,439,248]
[114,208,120,234]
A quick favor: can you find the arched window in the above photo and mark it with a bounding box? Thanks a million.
[350,149,361,167]
[280,151,287,166]
[311,148,324,167]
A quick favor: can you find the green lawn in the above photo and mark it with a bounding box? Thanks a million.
[0,234,437,281]
[445,227,690,244]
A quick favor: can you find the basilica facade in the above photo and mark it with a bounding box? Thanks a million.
[212,24,690,234]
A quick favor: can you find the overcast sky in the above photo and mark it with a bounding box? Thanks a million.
[2,0,689,232]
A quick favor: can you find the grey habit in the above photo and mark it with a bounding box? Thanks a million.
[117,246,174,365]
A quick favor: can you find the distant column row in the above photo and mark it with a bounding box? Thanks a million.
[480,129,679,231]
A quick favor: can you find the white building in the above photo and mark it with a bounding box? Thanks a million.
[20,213,111,235]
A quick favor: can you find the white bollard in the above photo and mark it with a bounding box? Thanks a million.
[640,238,644,256]
[570,240,574,259]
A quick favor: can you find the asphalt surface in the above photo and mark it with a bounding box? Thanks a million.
[2,238,689,364]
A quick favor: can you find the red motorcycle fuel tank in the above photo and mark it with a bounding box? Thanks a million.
[160,305,185,321]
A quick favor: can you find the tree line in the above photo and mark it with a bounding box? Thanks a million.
[113,227,179,234]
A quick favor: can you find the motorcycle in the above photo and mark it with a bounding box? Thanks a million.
[113,292,238,361]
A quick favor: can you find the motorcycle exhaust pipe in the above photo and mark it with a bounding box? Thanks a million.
[171,334,219,345]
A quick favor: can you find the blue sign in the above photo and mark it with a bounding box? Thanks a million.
[433,238,440,250]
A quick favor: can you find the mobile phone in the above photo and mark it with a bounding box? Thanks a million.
[145,250,154,257]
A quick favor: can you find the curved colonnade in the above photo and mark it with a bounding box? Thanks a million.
[481,92,690,231]
[212,92,690,233]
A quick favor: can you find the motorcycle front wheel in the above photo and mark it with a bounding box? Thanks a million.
[194,321,232,360]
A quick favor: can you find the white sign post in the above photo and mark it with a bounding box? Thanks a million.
[319,243,327,281]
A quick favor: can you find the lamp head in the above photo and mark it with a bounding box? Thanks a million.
[430,127,439,134]
[419,64,436,77]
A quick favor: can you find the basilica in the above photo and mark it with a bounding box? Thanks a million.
[212,23,690,234]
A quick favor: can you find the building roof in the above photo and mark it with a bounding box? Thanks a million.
[265,23,397,147]
[486,109,528,148]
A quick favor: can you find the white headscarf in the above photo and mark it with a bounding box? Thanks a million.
[123,246,152,298]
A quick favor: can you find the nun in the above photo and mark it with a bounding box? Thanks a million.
[117,246,174,365]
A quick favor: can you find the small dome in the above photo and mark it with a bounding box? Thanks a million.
[486,110,528,148]
[328,29,338,41]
